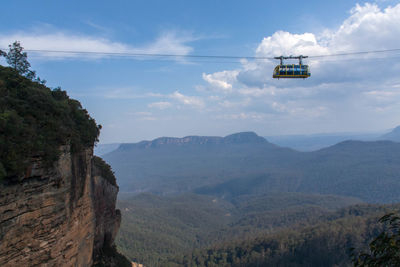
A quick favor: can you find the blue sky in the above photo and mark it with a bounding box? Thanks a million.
[1,0,400,143]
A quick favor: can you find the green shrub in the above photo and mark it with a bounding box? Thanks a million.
[93,156,116,186]
[0,65,101,181]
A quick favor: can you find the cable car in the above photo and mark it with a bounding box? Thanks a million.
[273,55,310,79]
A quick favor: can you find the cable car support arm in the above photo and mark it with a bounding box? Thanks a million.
[274,55,308,65]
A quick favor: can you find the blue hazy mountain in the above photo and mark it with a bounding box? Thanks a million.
[94,143,121,156]
[104,132,400,203]
[105,132,296,194]
[379,126,400,142]
[265,132,383,151]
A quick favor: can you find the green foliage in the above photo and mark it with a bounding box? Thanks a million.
[116,192,368,266]
[93,244,132,267]
[117,193,235,266]
[3,41,31,75]
[0,162,5,181]
[1,41,45,84]
[162,205,398,267]
[352,212,400,266]
[93,156,116,186]
[0,65,100,180]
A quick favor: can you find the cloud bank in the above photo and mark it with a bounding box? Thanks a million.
[196,3,400,133]
[0,29,195,60]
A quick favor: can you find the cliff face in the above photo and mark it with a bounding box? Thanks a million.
[92,160,121,256]
[0,146,122,267]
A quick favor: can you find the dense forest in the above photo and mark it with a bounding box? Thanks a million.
[116,192,400,266]
[109,133,400,266]
[163,209,381,267]
[165,207,400,267]
[0,65,101,181]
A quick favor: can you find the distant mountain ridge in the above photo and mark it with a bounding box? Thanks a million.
[104,131,400,203]
[118,132,268,150]
[265,125,400,151]
[380,126,400,142]
[97,126,399,155]
[104,131,294,196]
[94,143,121,156]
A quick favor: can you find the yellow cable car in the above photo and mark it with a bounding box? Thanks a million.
[273,55,310,79]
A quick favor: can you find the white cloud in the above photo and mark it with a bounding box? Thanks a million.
[142,31,194,56]
[134,111,153,116]
[238,87,275,97]
[0,29,195,60]
[202,70,239,93]
[216,112,265,121]
[100,88,205,111]
[256,31,328,58]
[148,101,172,110]
[254,3,400,59]
[196,2,400,133]
[218,98,251,108]
[330,3,400,51]
[103,88,163,99]
[363,90,400,104]
[132,111,157,121]
[208,95,221,101]
[231,3,400,89]
[169,91,205,108]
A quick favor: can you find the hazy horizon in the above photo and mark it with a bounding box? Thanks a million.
[96,127,391,145]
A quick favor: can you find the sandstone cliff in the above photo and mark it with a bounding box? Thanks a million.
[0,145,126,267]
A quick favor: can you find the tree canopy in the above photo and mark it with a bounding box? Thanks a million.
[352,212,400,266]
[4,41,31,74]
[0,41,45,84]
[0,65,101,181]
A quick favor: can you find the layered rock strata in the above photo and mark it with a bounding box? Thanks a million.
[0,146,121,267]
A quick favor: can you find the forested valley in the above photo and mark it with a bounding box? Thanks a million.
[104,132,400,266]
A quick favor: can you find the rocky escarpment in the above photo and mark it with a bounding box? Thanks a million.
[0,146,125,266]
[119,132,269,150]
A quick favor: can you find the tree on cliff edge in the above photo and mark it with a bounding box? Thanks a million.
[1,41,45,84]
[3,41,31,74]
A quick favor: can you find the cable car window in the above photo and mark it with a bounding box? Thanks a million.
[272,56,310,79]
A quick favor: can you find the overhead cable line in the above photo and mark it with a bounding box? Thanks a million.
[308,48,400,58]
[16,49,272,60]
[2,47,400,61]
[26,55,245,64]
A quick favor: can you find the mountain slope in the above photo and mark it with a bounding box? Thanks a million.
[380,126,400,142]
[197,140,400,202]
[94,143,121,156]
[104,132,299,194]
[116,192,362,265]
[266,132,381,151]
[105,134,400,203]
[164,204,400,267]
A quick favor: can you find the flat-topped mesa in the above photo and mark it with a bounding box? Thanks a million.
[223,132,267,144]
[119,131,268,150]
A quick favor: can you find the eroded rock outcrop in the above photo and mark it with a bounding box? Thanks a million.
[0,146,123,267]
